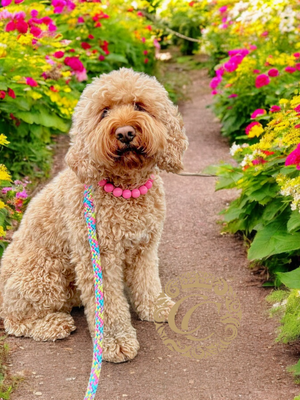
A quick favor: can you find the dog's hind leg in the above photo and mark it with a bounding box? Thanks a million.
[0,248,77,341]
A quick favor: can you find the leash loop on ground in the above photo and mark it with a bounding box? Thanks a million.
[83,185,104,400]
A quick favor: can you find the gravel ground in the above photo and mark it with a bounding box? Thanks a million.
[6,68,300,400]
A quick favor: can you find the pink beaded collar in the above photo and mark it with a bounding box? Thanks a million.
[98,174,155,199]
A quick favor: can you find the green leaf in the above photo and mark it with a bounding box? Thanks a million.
[287,211,300,233]
[277,268,300,289]
[105,53,128,63]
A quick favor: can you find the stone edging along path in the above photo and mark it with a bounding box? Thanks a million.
[5,68,300,400]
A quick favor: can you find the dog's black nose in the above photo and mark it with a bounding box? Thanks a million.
[115,126,136,144]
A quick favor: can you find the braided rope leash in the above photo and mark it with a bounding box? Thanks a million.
[83,185,104,400]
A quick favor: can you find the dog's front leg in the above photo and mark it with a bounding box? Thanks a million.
[124,234,175,322]
[75,250,140,363]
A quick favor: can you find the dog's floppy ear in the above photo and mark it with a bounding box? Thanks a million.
[156,102,188,173]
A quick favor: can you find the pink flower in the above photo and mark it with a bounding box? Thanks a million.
[78,16,84,23]
[42,16,52,25]
[228,49,249,57]
[224,59,238,72]
[146,25,152,31]
[16,19,28,34]
[211,90,218,95]
[294,105,300,113]
[16,189,28,199]
[216,66,225,77]
[268,68,279,77]
[294,53,300,58]
[249,45,257,51]
[0,91,6,99]
[144,58,149,64]
[74,68,87,82]
[1,0,12,6]
[8,88,16,98]
[53,51,64,58]
[270,105,281,113]
[285,66,296,73]
[48,23,57,32]
[137,11,143,16]
[210,76,222,89]
[5,20,16,32]
[15,0,24,4]
[219,5,227,13]
[261,31,268,37]
[64,56,84,72]
[141,37,146,43]
[285,144,300,170]
[295,124,300,129]
[98,54,105,61]
[26,77,38,87]
[228,94,237,98]
[30,26,42,38]
[143,50,148,55]
[255,74,270,88]
[251,108,266,118]
[2,187,12,194]
[153,38,160,50]
[252,158,266,165]
[253,69,260,74]
[52,0,66,13]
[296,63,300,71]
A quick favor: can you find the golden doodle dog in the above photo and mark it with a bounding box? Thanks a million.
[0,68,188,363]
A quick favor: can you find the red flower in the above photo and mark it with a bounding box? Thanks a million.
[285,144,300,170]
[189,1,195,6]
[146,25,152,31]
[295,124,300,129]
[81,42,91,50]
[294,53,300,59]
[285,66,296,73]
[98,54,105,61]
[8,88,16,99]
[270,105,281,113]
[100,41,109,55]
[144,58,149,64]
[50,86,58,92]
[88,34,94,39]
[137,11,143,17]
[30,26,42,38]
[95,22,102,28]
[252,158,266,165]
[16,19,28,34]
[295,105,300,113]
[268,68,279,77]
[143,50,148,55]
[0,91,6,99]
[262,150,275,156]
[41,16,52,25]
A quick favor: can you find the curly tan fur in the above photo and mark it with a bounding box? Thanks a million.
[0,68,188,363]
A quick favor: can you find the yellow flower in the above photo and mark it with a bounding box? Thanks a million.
[279,99,289,105]
[0,164,11,182]
[0,226,6,238]
[0,200,5,209]
[17,34,34,46]
[0,134,9,146]
[248,124,264,138]
[28,91,42,100]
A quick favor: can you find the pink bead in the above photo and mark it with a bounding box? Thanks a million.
[98,179,107,187]
[113,188,123,197]
[145,180,152,189]
[132,189,141,198]
[150,174,155,180]
[122,189,131,199]
[139,185,148,195]
[104,183,114,192]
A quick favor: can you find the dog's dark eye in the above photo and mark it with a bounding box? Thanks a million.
[134,103,146,112]
[101,108,109,119]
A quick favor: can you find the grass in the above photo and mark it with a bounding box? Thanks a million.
[0,335,22,399]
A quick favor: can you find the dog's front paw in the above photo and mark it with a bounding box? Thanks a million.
[103,329,140,363]
[136,296,175,322]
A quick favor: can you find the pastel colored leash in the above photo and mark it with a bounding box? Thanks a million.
[83,184,104,400]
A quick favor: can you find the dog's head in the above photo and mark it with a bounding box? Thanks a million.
[65,68,188,183]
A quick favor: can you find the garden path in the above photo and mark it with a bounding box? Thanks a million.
[7,68,300,400]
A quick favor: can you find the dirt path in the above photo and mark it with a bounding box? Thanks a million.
[7,69,300,400]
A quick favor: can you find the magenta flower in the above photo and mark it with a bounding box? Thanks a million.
[294,53,300,59]
[296,63,300,71]
[5,20,16,32]
[268,68,279,77]
[31,9,39,17]
[252,158,266,165]
[30,26,42,38]
[211,90,218,95]
[270,105,281,113]
[249,45,257,51]
[53,51,64,58]
[224,59,238,72]
[219,5,227,13]
[261,31,269,37]
[251,108,266,118]
[285,144,300,170]
[253,69,260,74]
[64,56,84,72]
[74,68,87,82]
[285,66,296,73]
[294,105,300,113]
[1,0,12,6]
[228,94,237,98]
[216,66,225,77]
[78,16,84,23]
[210,76,222,89]
[245,121,261,135]
[8,88,16,98]
[98,54,105,61]
[16,189,28,199]
[295,124,300,129]
[2,187,13,194]
[26,77,38,87]
[16,19,28,34]
[255,74,270,88]
[42,16,53,25]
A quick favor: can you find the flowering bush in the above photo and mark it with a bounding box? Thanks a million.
[1,0,157,179]
[0,134,28,255]
[203,0,300,142]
